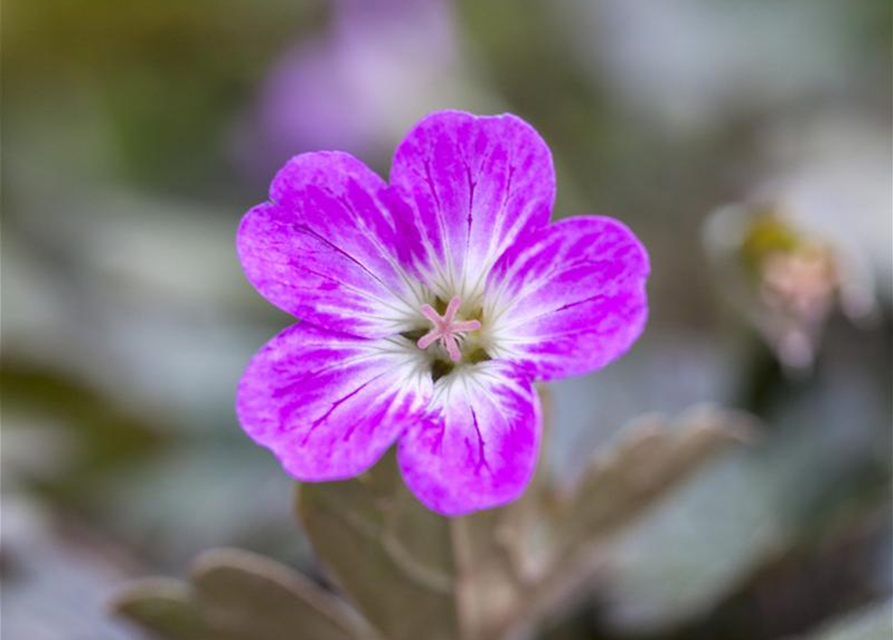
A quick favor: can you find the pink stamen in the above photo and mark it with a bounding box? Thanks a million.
[416,296,481,362]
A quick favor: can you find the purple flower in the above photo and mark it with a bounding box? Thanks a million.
[236,111,650,515]
[234,0,463,177]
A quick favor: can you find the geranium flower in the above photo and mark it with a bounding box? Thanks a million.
[236,111,650,515]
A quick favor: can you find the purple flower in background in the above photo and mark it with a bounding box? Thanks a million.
[236,0,471,176]
[236,111,650,515]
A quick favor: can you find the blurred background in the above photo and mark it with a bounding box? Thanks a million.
[3,0,891,638]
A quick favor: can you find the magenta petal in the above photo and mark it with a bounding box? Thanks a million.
[390,111,555,295]
[237,323,432,481]
[487,216,650,380]
[397,362,541,516]
[237,152,423,338]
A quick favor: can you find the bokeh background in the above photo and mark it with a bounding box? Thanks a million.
[3,0,891,638]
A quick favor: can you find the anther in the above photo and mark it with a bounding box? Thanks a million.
[416,296,481,362]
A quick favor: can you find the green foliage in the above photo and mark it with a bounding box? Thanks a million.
[112,579,208,640]
[5,0,325,192]
[300,452,459,640]
[797,601,893,640]
[111,548,377,640]
[1,364,164,501]
[114,406,749,640]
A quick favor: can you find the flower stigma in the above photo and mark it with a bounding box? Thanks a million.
[416,296,481,362]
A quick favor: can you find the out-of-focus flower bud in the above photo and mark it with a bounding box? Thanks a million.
[705,203,875,370]
[703,113,890,371]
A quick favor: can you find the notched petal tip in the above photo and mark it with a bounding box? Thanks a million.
[268,150,370,205]
[390,109,557,292]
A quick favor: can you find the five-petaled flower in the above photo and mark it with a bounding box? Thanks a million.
[236,111,650,515]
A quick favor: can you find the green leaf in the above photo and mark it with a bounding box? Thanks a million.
[191,548,376,640]
[492,406,753,638]
[111,578,211,640]
[112,549,373,640]
[297,451,460,640]
[1,363,164,502]
[296,388,554,640]
[554,405,752,554]
[798,601,893,640]
[113,404,749,640]
[297,402,750,640]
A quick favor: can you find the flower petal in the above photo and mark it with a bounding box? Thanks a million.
[390,111,555,300]
[397,362,541,515]
[485,216,650,380]
[237,152,424,338]
[237,323,432,481]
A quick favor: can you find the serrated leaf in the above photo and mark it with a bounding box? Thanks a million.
[554,405,751,554]
[297,389,558,640]
[114,404,748,640]
[293,403,749,640]
[112,550,372,640]
[298,451,460,640]
[479,406,753,640]
[557,406,751,554]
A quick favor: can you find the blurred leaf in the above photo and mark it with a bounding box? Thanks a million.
[112,579,209,640]
[299,404,749,640]
[484,406,754,638]
[298,452,459,640]
[112,548,373,640]
[795,600,893,640]
[297,388,558,640]
[191,548,373,640]
[110,405,748,640]
[6,0,326,193]
[603,334,890,635]
[1,363,164,499]
[554,405,753,555]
